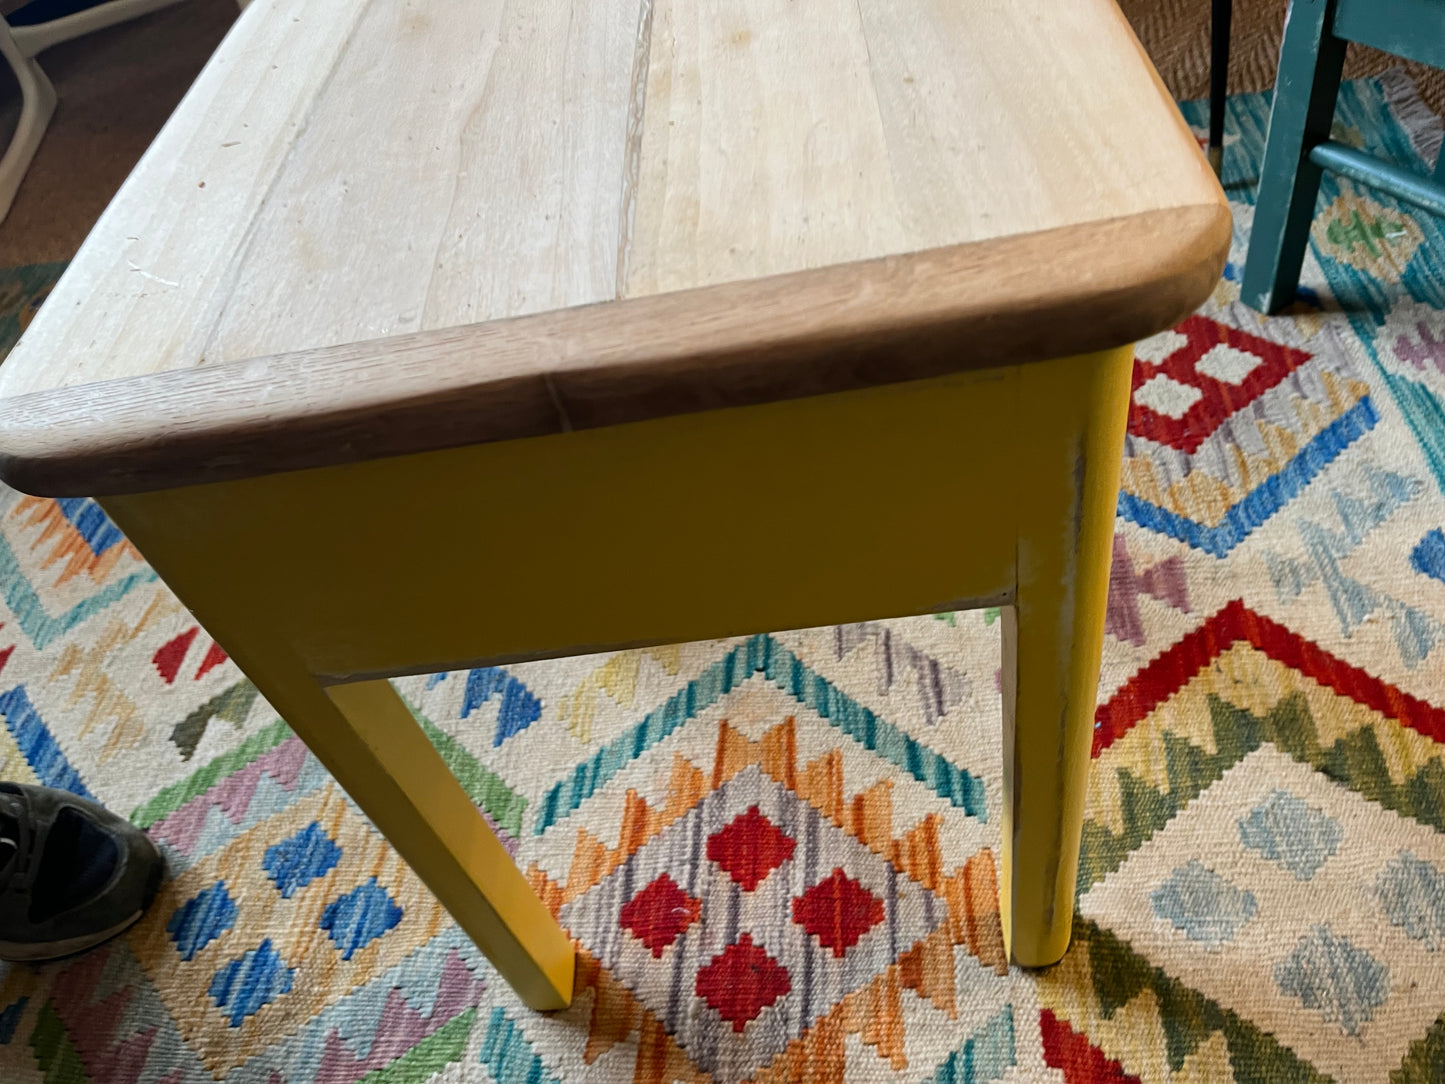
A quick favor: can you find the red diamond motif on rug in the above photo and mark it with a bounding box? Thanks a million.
[618,873,702,958]
[791,867,885,958]
[1129,314,1312,454]
[706,805,795,890]
[558,765,950,1079]
[694,934,792,1033]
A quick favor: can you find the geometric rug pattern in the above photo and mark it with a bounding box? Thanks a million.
[1,73,1445,1081]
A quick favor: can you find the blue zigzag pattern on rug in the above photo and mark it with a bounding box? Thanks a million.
[0,686,90,796]
[1117,395,1380,556]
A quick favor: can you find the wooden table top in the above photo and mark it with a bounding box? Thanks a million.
[0,0,1228,495]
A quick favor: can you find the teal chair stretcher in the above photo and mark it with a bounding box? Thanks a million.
[1242,0,1445,314]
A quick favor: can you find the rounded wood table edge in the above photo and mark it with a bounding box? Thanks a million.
[0,200,1230,497]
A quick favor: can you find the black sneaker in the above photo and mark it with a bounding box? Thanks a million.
[0,782,164,962]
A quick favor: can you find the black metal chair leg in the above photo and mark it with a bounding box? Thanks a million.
[1210,0,1233,175]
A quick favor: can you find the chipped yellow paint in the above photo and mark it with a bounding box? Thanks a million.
[1002,347,1135,967]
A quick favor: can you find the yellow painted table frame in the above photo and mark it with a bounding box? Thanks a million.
[0,0,1229,1012]
[98,347,1130,1009]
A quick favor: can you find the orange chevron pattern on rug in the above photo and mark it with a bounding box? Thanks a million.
[1,74,1445,1083]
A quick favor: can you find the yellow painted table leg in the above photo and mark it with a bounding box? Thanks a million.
[326,680,575,1008]
[1001,346,1134,967]
[101,502,576,1011]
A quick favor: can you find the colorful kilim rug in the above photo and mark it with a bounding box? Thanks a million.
[2,73,1445,1083]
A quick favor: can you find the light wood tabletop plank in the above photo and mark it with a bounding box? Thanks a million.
[622,0,909,297]
[0,0,374,395]
[0,0,1228,495]
[853,0,1206,246]
[208,0,641,362]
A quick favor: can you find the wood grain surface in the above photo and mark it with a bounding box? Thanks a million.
[0,205,1229,495]
[0,0,1227,494]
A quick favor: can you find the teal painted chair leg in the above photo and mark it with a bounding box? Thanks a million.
[1435,141,1445,184]
[1240,0,1347,314]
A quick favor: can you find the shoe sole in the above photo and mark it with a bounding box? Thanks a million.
[0,909,146,962]
[0,833,166,963]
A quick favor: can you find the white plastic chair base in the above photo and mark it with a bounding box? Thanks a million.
[1,0,194,227]
[0,19,57,226]
[10,0,190,59]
